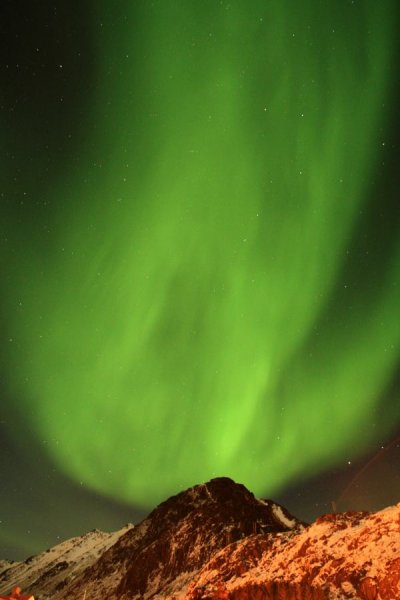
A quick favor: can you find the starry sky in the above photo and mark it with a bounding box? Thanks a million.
[1,0,399,560]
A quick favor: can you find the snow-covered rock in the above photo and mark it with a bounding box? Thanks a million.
[187,505,400,599]
[1,478,398,600]
[0,525,133,600]
[61,477,298,600]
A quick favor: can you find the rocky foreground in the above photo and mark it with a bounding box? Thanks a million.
[0,477,398,599]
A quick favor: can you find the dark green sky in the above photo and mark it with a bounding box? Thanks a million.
[0,0,399,559]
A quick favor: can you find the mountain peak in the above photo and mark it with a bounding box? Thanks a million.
[58,477,301,600]
[1,480,398,600]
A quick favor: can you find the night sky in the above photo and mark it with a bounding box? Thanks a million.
[1,1,399,560]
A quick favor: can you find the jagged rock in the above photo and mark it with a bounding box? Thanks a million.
[1,478,398,600]
[186,504,400,600]
[0,525,133,598]
[62,477,299,599]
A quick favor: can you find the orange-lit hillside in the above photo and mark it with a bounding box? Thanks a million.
[0,586,34,600]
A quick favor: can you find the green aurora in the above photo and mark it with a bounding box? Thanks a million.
[2,1,400,509]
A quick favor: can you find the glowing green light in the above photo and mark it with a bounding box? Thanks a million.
[2,1,399,507]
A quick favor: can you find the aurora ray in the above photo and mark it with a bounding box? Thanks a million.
[1,0,399,508]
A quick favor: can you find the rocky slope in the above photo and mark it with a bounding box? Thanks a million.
[186,506,400,599]
[0,525,133,600]
[60,477,300,600]
[1,477,398,600]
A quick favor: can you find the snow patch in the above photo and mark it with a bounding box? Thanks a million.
[272,504,297,529]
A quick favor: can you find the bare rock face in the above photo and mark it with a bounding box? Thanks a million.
[186,505,400,600]
[1,478,398,600]
[62,477,300,600]
[0,526,133,600]
[0,563,15,579]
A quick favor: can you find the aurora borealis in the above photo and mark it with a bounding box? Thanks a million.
[1,1,399,558]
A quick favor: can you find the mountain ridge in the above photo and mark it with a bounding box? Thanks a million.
[1,477,398,600]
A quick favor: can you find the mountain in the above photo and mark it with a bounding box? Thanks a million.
[0,477,399,600]
[0,525,133,600]
[186,505,400,599]
[60,477,301,600]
